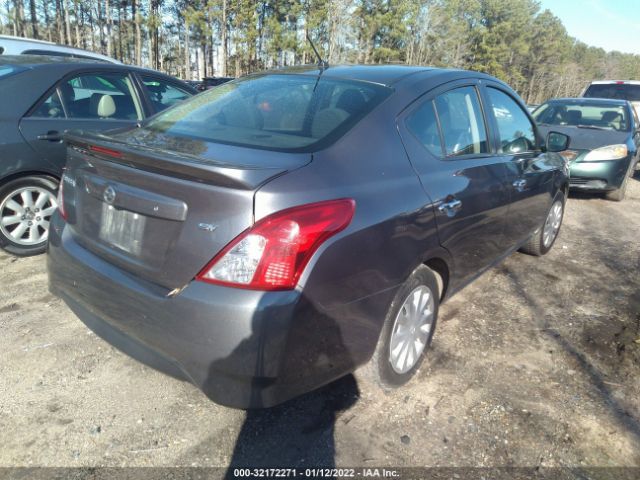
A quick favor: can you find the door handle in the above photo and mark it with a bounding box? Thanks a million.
[512,179,527,191]
[37,130,63,142]
[438,198,462,217]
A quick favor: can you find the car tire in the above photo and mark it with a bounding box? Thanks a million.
[0,175,59,257]
[519,193,565,257]
[605,166,631,202]
[370,265,439,388]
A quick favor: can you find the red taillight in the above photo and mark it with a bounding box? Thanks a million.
[57,176,67,220]
[196,199,356,290]
[615,81,626,84]
[89,145,122,158]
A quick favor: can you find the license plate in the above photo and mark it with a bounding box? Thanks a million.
[99,203,146,256]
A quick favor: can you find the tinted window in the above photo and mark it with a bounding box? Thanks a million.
[30,90,65,118]
[144,74,391,152]
[486,88,536,153]
[584,84,640,102]
[140,74,192,112]
[434,86,488,157]
[406,101,443,156]
[533,102,629,131]
[60,73,141,120]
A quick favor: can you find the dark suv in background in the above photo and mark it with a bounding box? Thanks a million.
[0,55,196,256]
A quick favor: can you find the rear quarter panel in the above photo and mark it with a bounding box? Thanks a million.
[253,88,449,368]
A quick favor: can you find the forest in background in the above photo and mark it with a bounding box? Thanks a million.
[2,0,640,104]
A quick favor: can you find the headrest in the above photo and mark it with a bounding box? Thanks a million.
[90,94,116,118]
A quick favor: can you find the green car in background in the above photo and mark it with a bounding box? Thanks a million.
[533,98,640,201]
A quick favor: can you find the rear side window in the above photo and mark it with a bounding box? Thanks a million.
[58,73,142,120]
[434,86,488,157]
[406,101,443,157]
[30,90,65,118]
[140,74,192,112]
[144,74,392,152]
[486,88,536,153]
[584,84,640,102]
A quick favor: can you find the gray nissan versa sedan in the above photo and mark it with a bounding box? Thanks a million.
[48,66,571,408]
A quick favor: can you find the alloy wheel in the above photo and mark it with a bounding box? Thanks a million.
[0,186,57,246]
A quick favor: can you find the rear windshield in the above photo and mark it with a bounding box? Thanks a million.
[0,64,26,79]
[533,102,630,131]
[584,84,640,102]
[144,74,392,152]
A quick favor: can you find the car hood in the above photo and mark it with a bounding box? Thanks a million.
[537,125,629,151]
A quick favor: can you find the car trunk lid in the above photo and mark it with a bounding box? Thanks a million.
[62,130,310,290]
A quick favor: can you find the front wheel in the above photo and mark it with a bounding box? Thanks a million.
[605,167,631,202]
[519,194,564,257]
[0,175,59,257]
[370,265,439,388]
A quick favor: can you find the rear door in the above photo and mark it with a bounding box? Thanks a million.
[18,70,142,172]
[481,83,556,245]
[398,80,512,286]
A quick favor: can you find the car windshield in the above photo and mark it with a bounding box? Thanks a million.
[584,84,640,102]
[144,74,392,152]
[533,102,630,131]
[0,64,26,79]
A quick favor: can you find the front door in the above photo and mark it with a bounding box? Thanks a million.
[481,84,557,245]
[398,82,513,288]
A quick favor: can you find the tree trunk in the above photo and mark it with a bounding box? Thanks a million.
[105,0,113,58]
[73,0,81,47]
[63,0,71,45]
[221,0,227,76]
[29,0,38,38]
[184,19,190,80]
[55,0,65,43]
[42,0,52,41]
[133,0,141,65]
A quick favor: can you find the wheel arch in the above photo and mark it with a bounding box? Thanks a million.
[0,170,60,188]
[423,256,451,302]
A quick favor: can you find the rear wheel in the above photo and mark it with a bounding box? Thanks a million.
[519,194,564,256]
[370,265,439,387]
[0,176,58,257]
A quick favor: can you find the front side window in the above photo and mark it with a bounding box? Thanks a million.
[144,74,391,152]
[140,74,192,112]
[58,73,141,120]
[486,88,536,153]
[434,86,488,157]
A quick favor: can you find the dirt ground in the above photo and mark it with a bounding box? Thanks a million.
[1,175,639,474]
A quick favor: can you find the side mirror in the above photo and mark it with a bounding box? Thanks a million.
[546,131,570,152]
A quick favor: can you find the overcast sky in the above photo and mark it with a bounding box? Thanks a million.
[539,0,640,55]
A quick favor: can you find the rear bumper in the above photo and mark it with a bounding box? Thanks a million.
[569,157,632,191]
[48,215,378,408]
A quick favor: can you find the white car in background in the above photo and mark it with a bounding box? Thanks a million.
[582,80,640,121]
[0,35,118,63]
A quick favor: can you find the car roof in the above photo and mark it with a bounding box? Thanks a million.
[589,80,640,86]
[255,64,442,86]
[0,54,106,66]
[547,97,629,106]
[0,35,119,63]
[0,54,184,77]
